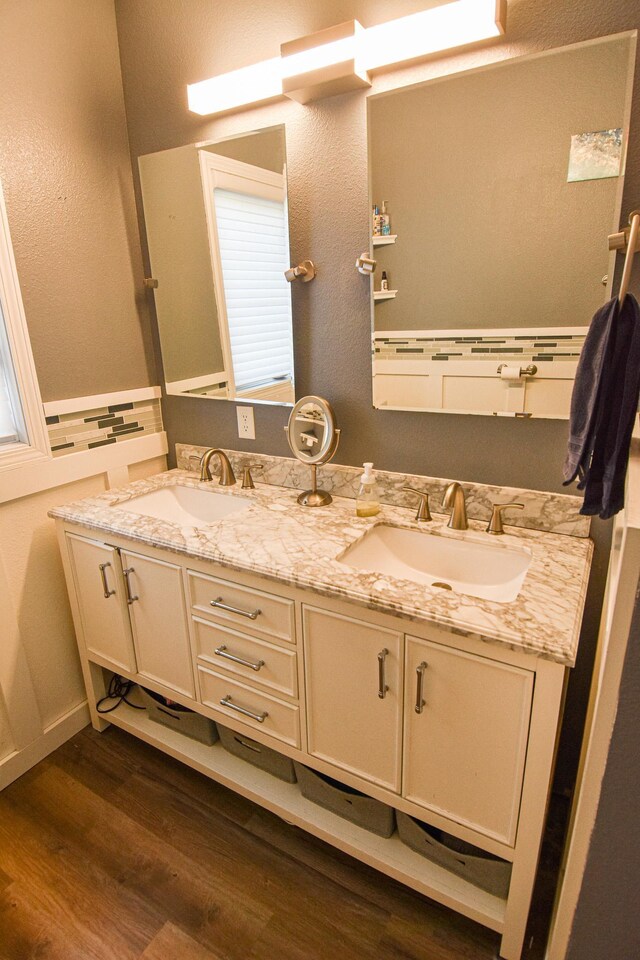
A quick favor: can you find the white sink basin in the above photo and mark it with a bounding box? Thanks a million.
[338,524,531,603]
[118,485,251,526]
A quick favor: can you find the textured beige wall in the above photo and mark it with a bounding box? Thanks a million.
[0,0,157,401]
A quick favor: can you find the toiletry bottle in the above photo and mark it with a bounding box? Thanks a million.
[356,462,381,517]
[381,200,391,236]
[381,271,389,291]
[372,205,381,236]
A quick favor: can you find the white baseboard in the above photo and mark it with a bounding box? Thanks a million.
[0,700,90,791]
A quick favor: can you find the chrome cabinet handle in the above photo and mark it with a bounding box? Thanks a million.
[210,597,261,620]
[98,562,115,599]
[214,644,265,672]
[415,661,428,714]
[219,694,268,723]
[122,567,139,604]
[378,648,389,698]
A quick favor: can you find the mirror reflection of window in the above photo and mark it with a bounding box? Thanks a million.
[138,125,295,406]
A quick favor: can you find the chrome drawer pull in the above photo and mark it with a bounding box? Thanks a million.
[215,644,265,672]
[219,695,268,723]
[122,567,139,604]
[378,648,389,699]
[210,596,261,620]
[98,562,116,599]
[415,661,428,714]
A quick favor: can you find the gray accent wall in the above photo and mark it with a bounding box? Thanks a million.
[369,37,630,331]
[113,5,640,951]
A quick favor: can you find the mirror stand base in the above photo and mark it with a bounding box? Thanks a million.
[297,489,333,507]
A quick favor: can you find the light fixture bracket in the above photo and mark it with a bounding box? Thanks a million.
[281,20,371,105]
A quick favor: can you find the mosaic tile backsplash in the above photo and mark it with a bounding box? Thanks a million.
[373,331,586,362]
[46,399,163,457]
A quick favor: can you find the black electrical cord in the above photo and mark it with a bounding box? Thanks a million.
[96,674,146,714]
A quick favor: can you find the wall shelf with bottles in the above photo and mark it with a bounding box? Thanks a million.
[373,290,398,301]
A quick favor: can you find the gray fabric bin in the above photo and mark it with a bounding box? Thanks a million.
[396,811,511,898]
[294,762,395,838]
[139,687,218,745]
[218,725,296,783]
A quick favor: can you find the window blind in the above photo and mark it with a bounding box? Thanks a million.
[214,188,293,391]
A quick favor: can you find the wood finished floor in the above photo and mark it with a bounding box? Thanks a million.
[0,725,565,960]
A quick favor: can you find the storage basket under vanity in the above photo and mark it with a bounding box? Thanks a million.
[218,724,297,783]
[396,811,511,897]
[139,686,218,745]
[294,762,395,838]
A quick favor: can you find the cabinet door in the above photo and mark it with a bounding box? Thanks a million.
[404,635,534,845]
[66,534,135,673]
[121,549,194,698]
[303,606,403,792]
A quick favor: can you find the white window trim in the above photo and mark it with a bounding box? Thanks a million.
[0,179,50,470]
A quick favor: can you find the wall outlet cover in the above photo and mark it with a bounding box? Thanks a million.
[237,406,255,440]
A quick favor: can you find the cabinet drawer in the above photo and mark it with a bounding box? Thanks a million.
[188,570,295,645]
[193,616,298,699]
[197,666,300,747]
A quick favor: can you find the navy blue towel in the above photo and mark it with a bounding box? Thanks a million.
[563,293,640,519]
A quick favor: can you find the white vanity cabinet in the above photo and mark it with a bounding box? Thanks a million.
[66,532,194,698]
[403,634,534,846]
[302,605,403,792]
[66,533,136,674]
[57,522,569,960]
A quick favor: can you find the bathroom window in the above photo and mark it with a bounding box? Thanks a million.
[0,179,48,469]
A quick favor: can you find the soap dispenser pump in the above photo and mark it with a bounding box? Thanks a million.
[356,462,381,517]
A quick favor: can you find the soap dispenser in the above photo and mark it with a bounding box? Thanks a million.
[356,462,381,517]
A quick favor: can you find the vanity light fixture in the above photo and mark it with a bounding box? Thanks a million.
[187,0,506,116]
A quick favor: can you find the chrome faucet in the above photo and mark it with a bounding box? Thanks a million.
[198,448,237,485]
[443,481,468,530]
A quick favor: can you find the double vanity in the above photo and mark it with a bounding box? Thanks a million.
[51,447,592,960]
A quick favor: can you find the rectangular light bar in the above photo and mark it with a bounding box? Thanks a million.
[187,0,506,117]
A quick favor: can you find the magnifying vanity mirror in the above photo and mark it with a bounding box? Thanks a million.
[286,396,340,506]
[369,33,636,419]
[139,124,295,405]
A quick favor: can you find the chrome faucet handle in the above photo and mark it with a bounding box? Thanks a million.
[443,481,468,531]
[241,464,263,490]
[486,502,524,535]
[402,486,432,522]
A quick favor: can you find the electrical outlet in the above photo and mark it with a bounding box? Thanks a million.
[237,406,255,440]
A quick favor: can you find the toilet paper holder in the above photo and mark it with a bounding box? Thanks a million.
[497,363,538,378]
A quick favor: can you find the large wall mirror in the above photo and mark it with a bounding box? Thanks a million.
[139,125,295,405]
[369,34,636,419]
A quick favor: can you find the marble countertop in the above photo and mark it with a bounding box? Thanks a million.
[50,469,593,666]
